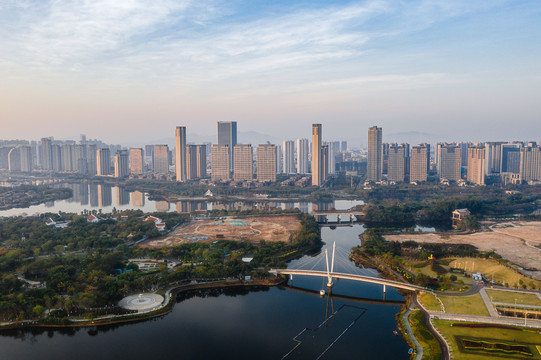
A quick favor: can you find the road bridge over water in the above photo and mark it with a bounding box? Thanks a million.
[269,269,426,293]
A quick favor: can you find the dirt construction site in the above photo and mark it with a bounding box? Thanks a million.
[139,215,301,248]
[385,221,541,280]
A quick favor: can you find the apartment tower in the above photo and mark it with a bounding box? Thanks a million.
[311,124,322,186]
[152,145,169,174]
[410,144,430,183]
[175,126,187,182]
[130,148,144,174]
[257,144,277,182]
[296,138,309,174]
[211,144,230,181]
[467,146,486,185]
[217,121,237,170]
[233,144,253,181]
[367,126,383,182]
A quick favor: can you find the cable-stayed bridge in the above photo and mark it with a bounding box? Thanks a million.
[269,242,427,294]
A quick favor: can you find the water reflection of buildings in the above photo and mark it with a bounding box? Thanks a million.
[115,187,130,206]
[89,184,99,207]
[72,183,89,205]
[132,191,145,207]
[155,201,170,212]
[176,201,207,213]
[98,184,112,207]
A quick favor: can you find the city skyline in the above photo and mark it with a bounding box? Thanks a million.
[1,1,540,144]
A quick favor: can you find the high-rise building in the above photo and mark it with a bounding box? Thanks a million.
[40,138,53,170]
[130,148,144,175]
[467,146,486,185]
[211,144,230,181]
[257,144,277,182]
[457,142,473,167]
[410,144,430,183]
[484,142,504,175]
[321,144,329,180]
[341,141,348,153]
[233,144,253,181]
[367,126,383,182]
[96,148,111,176]
[438,144,461,181]
[217,121,237,169]
[61,144,73,172]
[175,126,187,182]
[520,144,541,183]
[283,140,295,174]
[196,145,207,179]
[87,144,97,175]
[311,124,322,186]
[114,150,129,178]
[501,143,522,174]
[72,144,86,173]
[325,141,336,175]
[51,144,62,171]
[296,138,309,174]
[7,147,20,172]
[153,145,169,174]
[388,143,408,182]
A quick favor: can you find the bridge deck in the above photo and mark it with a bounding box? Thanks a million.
[270,269,425,292]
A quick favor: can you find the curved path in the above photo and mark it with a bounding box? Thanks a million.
[403,308,423,360]
[412,292,450,360]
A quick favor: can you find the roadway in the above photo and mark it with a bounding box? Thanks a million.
[269,269,427,292]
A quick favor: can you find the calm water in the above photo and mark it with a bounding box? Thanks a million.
[0,225,410,360]
[0,182,364,217]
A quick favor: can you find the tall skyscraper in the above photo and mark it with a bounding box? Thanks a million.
[388,143,408,182]
[325,141,336,175]
[341,141,348,153]
[484,142,504,175]
[130,148,144,174]
[275,144,283,174]
[520,144,540,183]
[217,121,237,169]
[501,143,522,174]
[186,145,207,180]
[467,146,486,185]
[96,148,111,176]
[283,140,295,174]
[51,144,62,171]
[367,126,383,182]
[321,144,329,181]
[61,144,73,172]
[311,124,322,186]
[19,145,33,172]
[410,144,430,183]
[211,144,230,181]
[296,138,309,174]
[175,126,187,182]
[72,144,86,173]
[87,144,97,175]
[114,150,129,178]
[438,144,461,181]
[153,145,169,174]
[40,138,52,170]
[233,144,253,181]
[257,144,277,182]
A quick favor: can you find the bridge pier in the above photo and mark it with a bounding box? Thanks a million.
[383,284,386,301]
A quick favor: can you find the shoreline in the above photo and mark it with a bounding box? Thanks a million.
[0,277,286,330]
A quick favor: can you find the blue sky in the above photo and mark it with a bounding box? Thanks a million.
[0,0,540,146]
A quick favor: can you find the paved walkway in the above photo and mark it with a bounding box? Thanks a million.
[428,312,541,328]
[493,302,541,310]
[403,308,423,360]
[479,288,499,317]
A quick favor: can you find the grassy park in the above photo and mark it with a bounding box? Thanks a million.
[485,289,541,306]
[418,292,490,317]
[433,319,541,359]
[408,310,442,360]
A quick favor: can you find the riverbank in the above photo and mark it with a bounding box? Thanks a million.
[0,277,286,330]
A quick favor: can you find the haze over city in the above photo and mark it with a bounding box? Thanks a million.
[1,0,540,145]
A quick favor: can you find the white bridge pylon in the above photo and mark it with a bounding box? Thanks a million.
[325,242,336,288]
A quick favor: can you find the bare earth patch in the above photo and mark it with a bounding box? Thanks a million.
[385,221,541,280]
[139,215,301,248]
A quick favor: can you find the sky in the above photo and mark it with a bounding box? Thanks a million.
[0,0,540,146]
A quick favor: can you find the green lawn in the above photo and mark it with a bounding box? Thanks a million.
[408,310,442,360]
[433,319,541,360]
[486,289,541,306]
[418,292,490,317]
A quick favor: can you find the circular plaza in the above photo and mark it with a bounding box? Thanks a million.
[118,293,165,312]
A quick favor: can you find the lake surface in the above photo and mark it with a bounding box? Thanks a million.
[0,225,411,360]
[0,182,365,217]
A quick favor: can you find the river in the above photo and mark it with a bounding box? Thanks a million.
[0,223,412,359]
